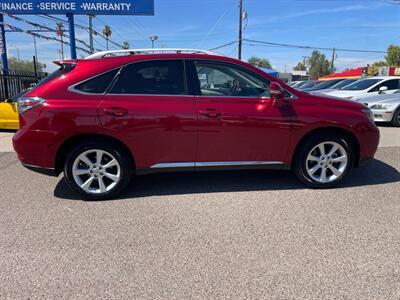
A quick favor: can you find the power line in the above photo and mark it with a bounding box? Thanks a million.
[209,41,238,51]
[243,39,387,54]
[197,0,235,48]
[5,13,96,52]
[5,23,91,54]
[37,14,124,49]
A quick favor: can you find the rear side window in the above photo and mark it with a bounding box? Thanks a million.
[30,63,75,92]
[74,68,120,94]
[110,60,186,95]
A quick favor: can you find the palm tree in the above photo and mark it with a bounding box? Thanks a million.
[56,22,64,60]
[122,41,130,50]
[103,25,112,50]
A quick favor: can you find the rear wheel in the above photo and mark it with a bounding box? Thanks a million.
[293,134,354,188]
[64,141,133,200]
[391,107,400,127]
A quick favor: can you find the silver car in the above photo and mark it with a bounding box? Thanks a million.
[357,90,400,127]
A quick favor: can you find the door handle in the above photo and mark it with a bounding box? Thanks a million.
[199,109,222,118]
[103,107,128,117]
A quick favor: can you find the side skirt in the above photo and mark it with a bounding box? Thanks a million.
[136,161,289,175]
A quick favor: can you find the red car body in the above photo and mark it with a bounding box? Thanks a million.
[13,53,379,181]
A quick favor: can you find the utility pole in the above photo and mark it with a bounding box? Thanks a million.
[56,22,64,60]
[238,0,243,60]
[88,15,94,54]
[33,35,38,63]
[331,48,336,71]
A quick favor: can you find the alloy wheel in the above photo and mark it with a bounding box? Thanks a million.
[305,141,348,184]
[72,149,121,194]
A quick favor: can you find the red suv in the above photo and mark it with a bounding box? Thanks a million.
[13,49,379,200]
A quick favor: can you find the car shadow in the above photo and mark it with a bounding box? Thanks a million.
[0,129,17,133]
[376,122,394,128]
[54,159,400,201]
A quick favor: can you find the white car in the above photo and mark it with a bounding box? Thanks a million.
[310,78,360,95]
[357,90,400,127]
[325,77,400,100]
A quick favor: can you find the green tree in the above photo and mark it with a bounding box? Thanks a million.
[122,41,130,50]
[293,61,307,71]
[385,44,400,66]
[247,56,272,69]
[5,57,45,73]
[307,50,331,79]
[103,25,112,50]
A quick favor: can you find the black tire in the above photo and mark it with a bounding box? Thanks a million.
[292,133,354,188]
[391,107,400,127]
[63,140,133,200]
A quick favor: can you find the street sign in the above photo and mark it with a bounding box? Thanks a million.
[0,0,154,15]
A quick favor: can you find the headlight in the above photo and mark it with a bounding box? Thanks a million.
[370,103,394,110]
[362,108,374,123]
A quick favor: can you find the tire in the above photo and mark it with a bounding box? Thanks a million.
[63,140,133,200]
[292,133,354,188]
[391,107,400,127]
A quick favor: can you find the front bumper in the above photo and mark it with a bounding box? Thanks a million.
[371,109,394,123]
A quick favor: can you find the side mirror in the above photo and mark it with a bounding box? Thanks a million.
[379,86,388,93]
[269,82,285,107]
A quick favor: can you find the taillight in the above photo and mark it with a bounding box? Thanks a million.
[17,97,45,114]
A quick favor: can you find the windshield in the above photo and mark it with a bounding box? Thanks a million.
[292,81,306,88]
[330,79,359,89]
[299,81,319,89]
[308,79,343,90]
[341,79,381,91]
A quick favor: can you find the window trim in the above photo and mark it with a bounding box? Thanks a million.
[106,58,190,97]
[68,66,122,96]
[190,59,297,100]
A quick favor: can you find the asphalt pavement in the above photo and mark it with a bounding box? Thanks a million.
[0,127,399,299]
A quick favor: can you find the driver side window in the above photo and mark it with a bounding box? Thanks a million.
[195,62,270,98]
[369,79,400,93]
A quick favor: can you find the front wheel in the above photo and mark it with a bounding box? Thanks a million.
[391,107,400,127]
[293,134,354,188]
[64,142,133,200]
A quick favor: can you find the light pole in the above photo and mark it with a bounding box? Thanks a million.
[9,44,20,62]
[149,35,158,51]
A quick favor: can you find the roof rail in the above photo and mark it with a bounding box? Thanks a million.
[85,48,222,59]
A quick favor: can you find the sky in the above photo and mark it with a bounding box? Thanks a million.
[3,0,400,72]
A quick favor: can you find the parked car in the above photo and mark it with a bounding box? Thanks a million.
[357,90,400,127]
[0,91,27,130]
[291,81,307,88]
[297,80,321,90]
[13,49,379,200]
[302,79,345,92]
[309,78,360,95]
[326,77,400,100]
[288,81,299,87]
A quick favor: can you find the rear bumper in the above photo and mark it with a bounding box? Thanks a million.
[13,128,59,170]
[22,163,57,176]
[0,121,19,130]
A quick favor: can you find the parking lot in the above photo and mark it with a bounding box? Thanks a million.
[0,127,399,298]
